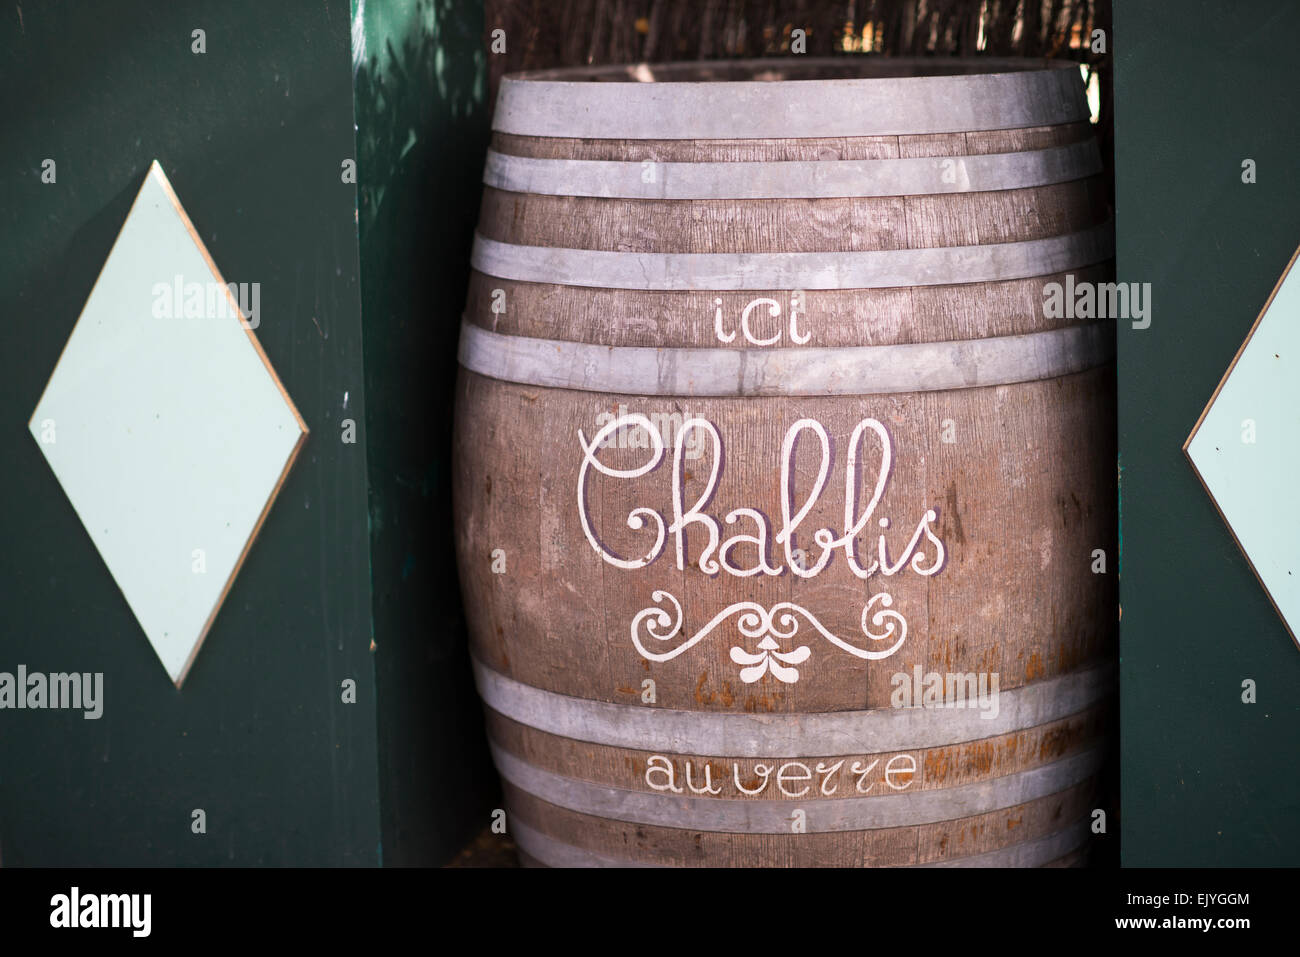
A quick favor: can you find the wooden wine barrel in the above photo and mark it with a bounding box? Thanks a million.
[453,58,1116,867]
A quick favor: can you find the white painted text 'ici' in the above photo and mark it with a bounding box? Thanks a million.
[714,295,810,345]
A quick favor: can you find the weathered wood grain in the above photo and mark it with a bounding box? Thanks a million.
[476,179,1107,253]
[455,366,1114,707]
[452,60,1115,867]
[503,778,1097,867]
[492,122,1093,163]
[464,263,1116,348]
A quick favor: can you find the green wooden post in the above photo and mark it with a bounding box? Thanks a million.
[1116,0,1300,865]
[0,0,497,866]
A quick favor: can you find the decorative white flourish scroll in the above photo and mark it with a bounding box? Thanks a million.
[630,591,908,684]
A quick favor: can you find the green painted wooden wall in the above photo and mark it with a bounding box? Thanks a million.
[0,0,379,865]
[0,0,499,867]
[352,0,500,865]
[1116,0,1300,865]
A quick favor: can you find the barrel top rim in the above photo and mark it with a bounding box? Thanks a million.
[494,56,1088,138]
[500,55,1084,87]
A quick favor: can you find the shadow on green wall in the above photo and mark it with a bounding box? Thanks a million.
[352,0,500,865]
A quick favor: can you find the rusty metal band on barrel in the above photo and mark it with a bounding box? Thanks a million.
[493,63,1088,139]
[509,817,1091,868]
[470,222,1113,291]
[474,659,1113,756]
[458,318,1114,396]
[483,140,1102,199]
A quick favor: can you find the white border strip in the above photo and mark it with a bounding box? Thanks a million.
[495,743,1101,833]
[470,224,1114,290]
[484,141,1102,199]
[457,319,1114,396]
[494,63,1087,139]
[509,816,1089,868]
[474,659,1114,756]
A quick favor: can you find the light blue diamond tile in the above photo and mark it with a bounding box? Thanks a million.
[28,162,308,686]
[1186,246,1300,647]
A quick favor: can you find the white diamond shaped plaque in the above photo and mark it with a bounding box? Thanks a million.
[29,161,308,686]
[1186,245,1300,649]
